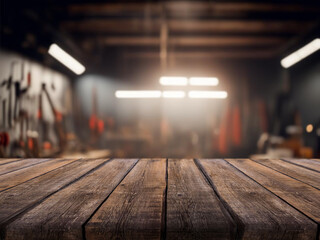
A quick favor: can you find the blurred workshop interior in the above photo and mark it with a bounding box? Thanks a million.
[0,0,320,159]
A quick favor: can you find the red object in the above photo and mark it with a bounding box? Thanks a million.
[37,109,42,119]
[27,72,31,87]
[232,106,242,146]
[97,119,104,134]
[0,132,10,147]
[28,138,34,150]
[43,141,51,150]
[89,115,97,130]
[55,111,63,122]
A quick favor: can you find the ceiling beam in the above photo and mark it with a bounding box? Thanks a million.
[61,19,313,34]
[68,2,320,16]
[93,36,286,47]
[123,49,277,59]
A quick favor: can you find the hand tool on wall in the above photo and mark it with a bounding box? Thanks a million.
[89,86,104,145]
[0,132,10,157]
[14,62,31,122]
[42,83,66,152]
[2,100,6,129]
[4,62,18,128]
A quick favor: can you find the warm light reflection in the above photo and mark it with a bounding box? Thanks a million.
[159,76,188,86]
[306,124,313,133]
[162,91,185,98]
[189,77,219,86]
[115,90,161,98]
[188,91,228,99]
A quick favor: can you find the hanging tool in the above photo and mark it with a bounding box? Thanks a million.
[3,62,18,128]
[14,62,31,121]
[89,86,104,145]
[42,83,66,152]
[2,100,6,128]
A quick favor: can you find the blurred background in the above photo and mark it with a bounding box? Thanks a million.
[0,0,320,159]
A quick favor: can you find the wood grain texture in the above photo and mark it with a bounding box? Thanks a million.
[226,159,320,225]
[253,158,320,189]
[199,159,317,240]
[0,159,21,166]
[0,159,107,229]
[167,159,235,239]
[0,158,79,192]
[85,158,166,240]
[282,158,320,172]
[0,158,50,175]
[4,159,138,240]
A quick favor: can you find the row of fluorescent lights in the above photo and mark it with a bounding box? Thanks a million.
[160,76,218,86]
[115,90,228,99]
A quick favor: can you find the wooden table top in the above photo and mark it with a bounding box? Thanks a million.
[0,158,319,240]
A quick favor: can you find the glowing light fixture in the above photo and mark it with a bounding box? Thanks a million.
[189,77,219,86]
[159,76,188,86]
[306,124,313,133]
[115,90,161,98]
[188,91,228,99]
[281,38,320,68]
[48,44,85,75]
[162,91,185,98]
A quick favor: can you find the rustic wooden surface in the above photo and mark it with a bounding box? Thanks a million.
[86,158,166,240]
[167,159,235,239]
[252,158,320,189]
[0,158,50,176]
[282,158,320,172]
[0,158,319,240]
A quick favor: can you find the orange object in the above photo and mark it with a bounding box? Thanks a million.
[28,138,34,150]
[37,109,42,119]
[43,141,52,150]
[89,115,97,130]
[55,111,63,122]
[97,119,104,134]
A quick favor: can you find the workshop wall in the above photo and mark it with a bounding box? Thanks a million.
[0,49,71,156]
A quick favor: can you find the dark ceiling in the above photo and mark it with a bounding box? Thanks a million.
[1,0,320,77]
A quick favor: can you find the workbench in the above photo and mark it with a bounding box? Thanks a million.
[0,158,319,239]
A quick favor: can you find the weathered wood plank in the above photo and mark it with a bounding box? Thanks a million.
[226,159,320,227]
[0,158,79,192]
[253,158,320,189]
[167,159,235,239]
[4,159,138,240]
[85,158,166,240]
[0,159,107,229]
[198,159,317,240]
[282,158,320,172]
[0,159,22,166]
[0,158,50,176]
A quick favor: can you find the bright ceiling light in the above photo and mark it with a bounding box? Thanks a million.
[281,38,320,68]
[188,91,228,99]
[162,91,185,98]
[115,90,161,98]
[159,76,188,86]
[189,77,219,86]
[48,43,85,75]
